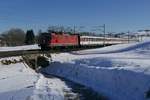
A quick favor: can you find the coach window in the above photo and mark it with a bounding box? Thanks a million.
[90,38,91,41]
[85,38,88,41]
[93,38,95,41]
[92,38,95,41]
[89,38,91,41]
[99,38,102,41]
[82,38,84,41]
[81,38,84,41]
[85,38,87,41]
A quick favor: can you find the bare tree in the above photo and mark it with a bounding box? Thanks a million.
[0,28,25,46]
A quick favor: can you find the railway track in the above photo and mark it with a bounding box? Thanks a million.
[0,49,41,58]
[0,45,105,58]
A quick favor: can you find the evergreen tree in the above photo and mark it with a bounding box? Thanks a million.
[25,30,35,45]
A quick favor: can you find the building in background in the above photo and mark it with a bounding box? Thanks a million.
[135,30,150,41]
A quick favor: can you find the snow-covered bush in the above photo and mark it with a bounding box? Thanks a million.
[37,56,49,68]
[146,89,150,99]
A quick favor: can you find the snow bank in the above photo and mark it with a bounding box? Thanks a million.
[42,40,150,100]
[43,59,150,100]
[0,57,71,100]
[0,44,40,52]
[0,57,38,100]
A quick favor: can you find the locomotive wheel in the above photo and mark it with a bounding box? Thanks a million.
[41,45,49,51]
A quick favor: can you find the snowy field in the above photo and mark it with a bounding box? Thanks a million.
[41,40,150,100]
[0,40,150,100]
[0,57,75,100]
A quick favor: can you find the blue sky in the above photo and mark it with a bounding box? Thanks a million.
[0,0,150,33]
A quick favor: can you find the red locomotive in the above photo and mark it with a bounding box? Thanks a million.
[38,33,80,50]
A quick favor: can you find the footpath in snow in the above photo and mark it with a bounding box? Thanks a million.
[42,40,150,100]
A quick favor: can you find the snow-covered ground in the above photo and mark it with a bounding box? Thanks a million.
[0,57,75,100]
[42,40,150,100]
[0,44,40,52]
[1,40,150,100]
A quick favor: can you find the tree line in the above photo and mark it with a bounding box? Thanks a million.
[0,26,95,46]
[0,28,36,46]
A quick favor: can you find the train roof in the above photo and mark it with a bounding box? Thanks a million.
[80,35,122,39]
[40,32,79,36]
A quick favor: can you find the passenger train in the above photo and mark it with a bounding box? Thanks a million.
[38,32,138,50]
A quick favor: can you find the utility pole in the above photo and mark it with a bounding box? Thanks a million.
[91,24,106,46]
[73,26,76,34]
[127,31,130,43]
[103,24,106,46]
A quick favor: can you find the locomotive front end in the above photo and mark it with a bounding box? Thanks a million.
[38,33,51,50]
